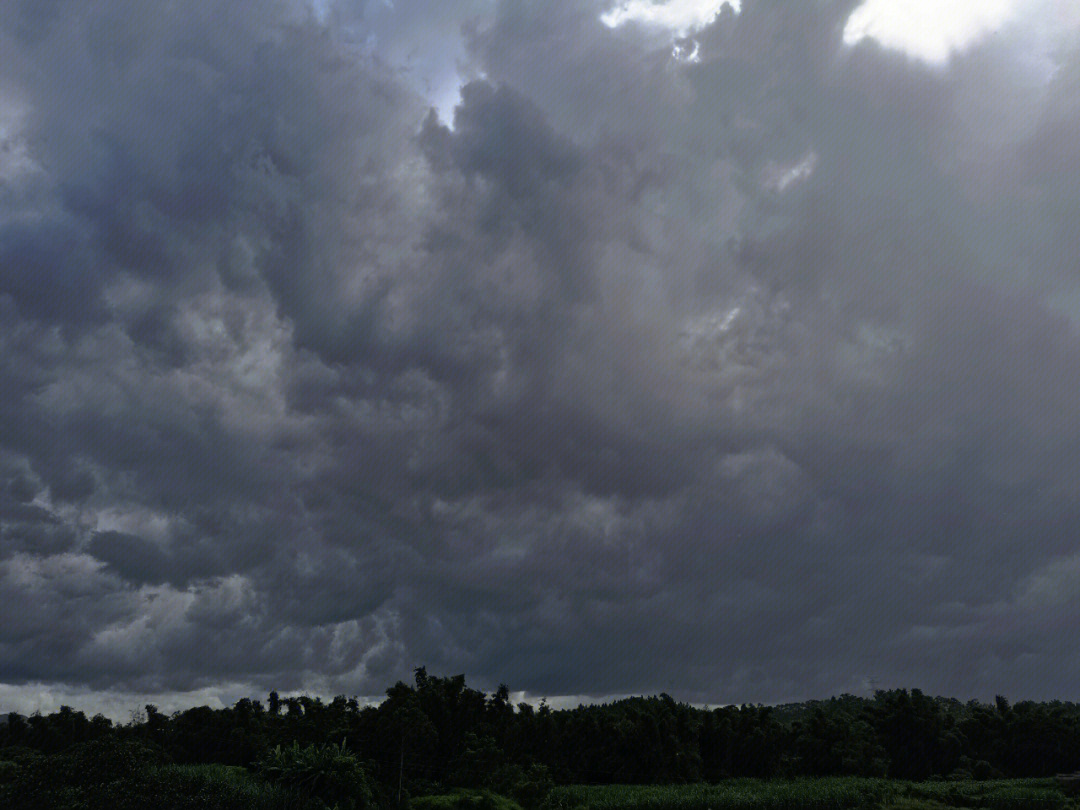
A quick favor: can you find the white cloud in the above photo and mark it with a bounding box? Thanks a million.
[672,39,701,63]
[764,151,818,193]
[601,0,739,36]
[0,680,263,721]
[843,0,1022,64]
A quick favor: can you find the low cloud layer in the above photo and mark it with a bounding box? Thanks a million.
[2,0,1080,709]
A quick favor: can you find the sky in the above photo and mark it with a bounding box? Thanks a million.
[2,0,1080,719]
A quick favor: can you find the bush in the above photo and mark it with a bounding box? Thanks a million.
[148,763,300,809]
[509,764,554,809]
[257,740,372,810]
[0,742,297,810]
[0,737,166,809]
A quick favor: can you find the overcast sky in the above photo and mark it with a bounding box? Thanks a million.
[2,0,1080,718]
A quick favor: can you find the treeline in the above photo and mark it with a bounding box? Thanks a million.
[4,670,1080,791]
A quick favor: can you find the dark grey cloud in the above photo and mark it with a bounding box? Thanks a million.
[86,531,173,585]
[1,0,1080,708]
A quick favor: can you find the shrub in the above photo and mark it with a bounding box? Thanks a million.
[0,737,167,810]
[257,740,372,810]
[0,743,297,810]
[148,763,299,809]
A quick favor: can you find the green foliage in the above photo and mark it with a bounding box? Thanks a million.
[412,789,525,810]
[257,739,372,810]
[0,737,157,809]
[0,740,297,809]
[904,779,1065,810]
[143,764,302,809]
[542,778,1068,810]
[504,762,555,809]
[544,778,903,810]
[7,674,1080,794]
[446,734,552,807]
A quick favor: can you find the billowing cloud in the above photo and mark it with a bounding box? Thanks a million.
[601,0,740,35]
[1,0,1080,710]
[843,0,1022,64]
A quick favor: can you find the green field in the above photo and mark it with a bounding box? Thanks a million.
[542,778,1068,810]
[3,746,1073,810]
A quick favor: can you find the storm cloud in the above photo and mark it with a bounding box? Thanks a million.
[2,0,1080,711]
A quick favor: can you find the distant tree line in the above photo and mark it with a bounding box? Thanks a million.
[4,669,1080,793]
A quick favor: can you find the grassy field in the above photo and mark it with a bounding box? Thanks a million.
[148,763,298,808]
[413,790,529,810]
[0,759,299,810]
[4,749,1070,810]
[542,778,1068,810]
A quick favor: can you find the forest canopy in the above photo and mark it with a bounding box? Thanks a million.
[4,670,1080,789]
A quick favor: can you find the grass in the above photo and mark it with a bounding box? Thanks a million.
[151,763,300,808]
[542,778,1068,810]
[904,780,1066,810]
[412,789,526,810]
[0,759,302,810]
[3,753,1069,810]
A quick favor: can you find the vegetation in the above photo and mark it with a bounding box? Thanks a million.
[543,779,1067,810]
[544,778,904,810]
[0,738,298,809]
[257,740,372,809]
[3,671,1080,809]
[413,790,525,810]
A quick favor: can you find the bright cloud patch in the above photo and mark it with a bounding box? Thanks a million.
[601,0,739,36]
[764,151,818,193]
[843,0,1022,64]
